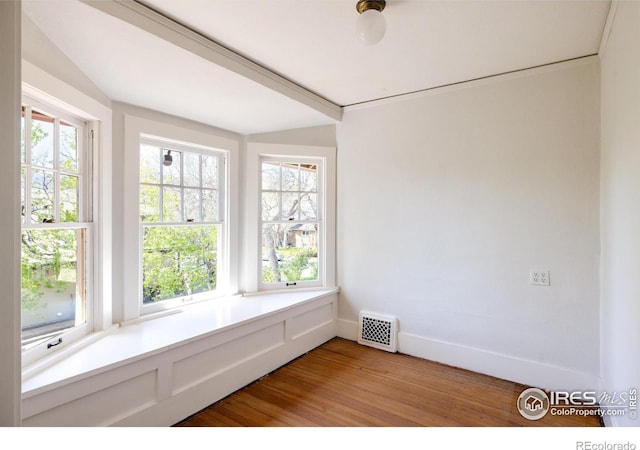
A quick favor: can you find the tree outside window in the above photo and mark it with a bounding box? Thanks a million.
[261,161,320,286]
[20,105,87,349]
[139,140,224,305]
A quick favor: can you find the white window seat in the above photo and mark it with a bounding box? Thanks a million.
[21,288,339,426]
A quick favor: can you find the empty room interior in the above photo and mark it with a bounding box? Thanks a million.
[1,0,639,431]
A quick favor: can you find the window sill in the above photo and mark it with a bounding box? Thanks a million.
[22,287,339,398]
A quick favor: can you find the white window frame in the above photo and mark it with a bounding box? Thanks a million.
[21,61,112,367]
[122,116,239,322]
[138,136,228,314]
[20,96,92,350]
[245,143,336,293]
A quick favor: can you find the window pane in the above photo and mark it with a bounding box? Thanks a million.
[142,225,218,304]
[31,169,55,223]
[262,223,318,284]
[300,193,317,221]
[300,164,317,192]
[140,144,161,184]
[31,110,55,168]
[202,155,218,189]
[183,152,200,187]
[60,175,78,222]
[262,192,280,221]
[202,189,218,222]
[162,150,181,185]
[281,163,299,191]
[60,121,78,172]
[261,162,280,191]
[140,184,160,222]
[21,228,85,347]
[184,188,201,222]
[281,193,299,221]
[162,187,182,222]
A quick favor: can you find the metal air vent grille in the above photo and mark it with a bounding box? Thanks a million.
[358,311,398,352]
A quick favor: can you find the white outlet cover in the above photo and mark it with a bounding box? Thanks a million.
[530,270,550,286]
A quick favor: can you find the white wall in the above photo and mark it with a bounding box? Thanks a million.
[248,124,336,148]
[0,0,22,426]
[22,14,110,107]
[600,1,640,427]
[336,59,601,391]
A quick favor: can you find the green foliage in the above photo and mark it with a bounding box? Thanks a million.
[21,261,45,316]
[281,251,309,282]
[265,247,318,283]
[30,122,47,148]
[142,225,218,304]
[20,111,80,337]
[262,267,275,283]
[21,229,78,315]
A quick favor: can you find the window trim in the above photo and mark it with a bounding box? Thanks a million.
[259,156,324,290]
[20,97,93,357]
[122,115,239,323]
[245,143,336,293]
[21,61,112,367]
[138,136,228,314]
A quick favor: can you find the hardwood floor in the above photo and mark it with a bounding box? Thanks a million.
[175,337,602,427]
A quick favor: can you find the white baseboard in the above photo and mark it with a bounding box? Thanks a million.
[337,318,358,341]
[338,319,599,393]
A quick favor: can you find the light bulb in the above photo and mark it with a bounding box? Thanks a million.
[355,8,386,45]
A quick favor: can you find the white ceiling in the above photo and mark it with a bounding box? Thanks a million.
[22,0,611,135]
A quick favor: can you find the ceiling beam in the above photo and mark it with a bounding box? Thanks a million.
[81,0,343,122]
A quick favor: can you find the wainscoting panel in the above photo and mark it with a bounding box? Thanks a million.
[21,291,338,426]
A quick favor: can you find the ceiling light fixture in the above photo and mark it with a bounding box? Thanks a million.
[355,0,387,46]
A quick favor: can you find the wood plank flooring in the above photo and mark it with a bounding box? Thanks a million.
[175,337,602,427]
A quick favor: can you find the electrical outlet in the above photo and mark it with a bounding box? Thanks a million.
[530,270,550,286]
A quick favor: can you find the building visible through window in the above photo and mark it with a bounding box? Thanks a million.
[261,160,320,287]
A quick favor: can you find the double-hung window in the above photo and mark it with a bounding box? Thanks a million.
[261,159,322,288]
[139,137,226,313]
[247,143,336,292]
[20,98,90,350]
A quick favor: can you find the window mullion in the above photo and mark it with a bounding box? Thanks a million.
[180,150,184,222]
[25,107,33,225]
[79,126,88,223]
[218,157,225,222]
[296,164,301,221]
[158,148,164,222]
[199,154,203,222]
[53,117,60,223]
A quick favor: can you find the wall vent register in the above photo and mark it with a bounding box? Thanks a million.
[358,311,398,353]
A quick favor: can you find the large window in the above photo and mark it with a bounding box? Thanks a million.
[139,137,226,311]
[20,100,90,350]
[244,143,335,293]
[261,159,321,288]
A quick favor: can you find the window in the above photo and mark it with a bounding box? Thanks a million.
[20,99,90,350]
[246,143,336,293]
[261,159,321,288]
[139,137,226,312]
